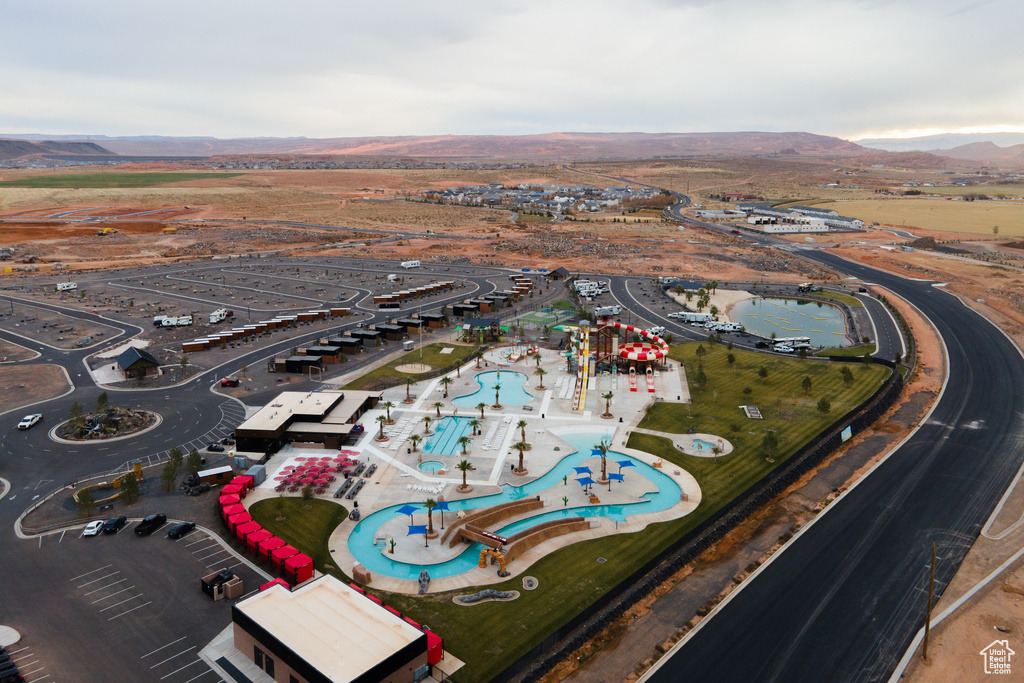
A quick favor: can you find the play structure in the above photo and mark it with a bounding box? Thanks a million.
[72,462,145,506]
[479,548,510,576]
[501,343,540,365]
[566,318,669,397]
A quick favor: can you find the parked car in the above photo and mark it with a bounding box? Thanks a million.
[167,521,196,539]
[755,341,770,349]
[82,520,104,537]
[207,443,225,452]
[220,378,240,387]
[16,414,41,430]
[102,516,127,534]
[220,436,235,445]
[135,513,167,536]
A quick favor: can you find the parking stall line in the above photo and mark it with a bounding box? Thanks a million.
[205,556,233,569]
[15,658,38,668]
[82,578,128,596]
[195,548,229,561]
[150,646,197,669]
[160,659,204,680]
[76,571,120,587]
[92,585,135,603]
[182,669,219,683]
[19,664,42,674]
[27,674,51,683]
[141,636,188,659]
[98,594,145,612]
[108,600,151,620]
[184,536,212,547]
[190,541,219,553]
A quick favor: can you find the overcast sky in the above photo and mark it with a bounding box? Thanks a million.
[2,0,1021,141]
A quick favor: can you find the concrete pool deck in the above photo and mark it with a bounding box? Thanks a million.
[242,346,716,594]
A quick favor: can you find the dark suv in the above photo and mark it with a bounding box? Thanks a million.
[135,513,167,536]
[102,516,127,534]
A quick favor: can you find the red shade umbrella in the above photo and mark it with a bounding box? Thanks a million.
[314,478,327,485]
[300,477,314,484]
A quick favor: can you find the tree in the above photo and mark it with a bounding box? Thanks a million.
[798,348,807,359]
[432,401,445,418]
[695,366,708,391]
[457,435,472,455]
[841,366,854,387]
[376,414,389,439]
[404,377,416,403]
[894,352,903,365]
[594,440,610,482]
[95,391,109,414]
[121,471,140,504]
[76,487,95,517]
[186,449,203,475]
[695,345,707,362]
[817,397,832,414]
[762,430,779,462]
[758,365,769,383]
[685,291,693,303]
[534,352,542,368]
[512,441,531,473]
[727,353,736,372]
[160,461,177,493]
[743,386,753,398]
[301,484,315,508]
[517,419,528,443]
[422,416,433,434]
[475,352,483,369]
[710,305,719,318]
[477,402,487,420]
[711,444,723,463]
[240,364,248,379]
[180,354,189,372]
[535,367,547,389]
[468,418,481,436]
[457,459,476,489]
[168,446,183,472]
[381,401,396,423]
[601,391,614,418]
[424,498,437,535]
[861,352,873,367]
[493,383,502,408]
[69,401,84,429]
[409,433,423,453]
[439,376,454,398]
[802,376,813,395]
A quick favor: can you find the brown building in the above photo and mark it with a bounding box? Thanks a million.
[234,390,379,454]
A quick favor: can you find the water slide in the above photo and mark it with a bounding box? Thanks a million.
[629,366,637,392]
[572,327,591,411]
[646,366,655,393]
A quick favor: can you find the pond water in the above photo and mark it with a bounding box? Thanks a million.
[730,297,850,347]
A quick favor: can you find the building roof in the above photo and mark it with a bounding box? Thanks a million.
[236,390,378,435]
[548,266,571,278]
[233,576,426,683]
[465,317,500,328]
[116,346,160,370]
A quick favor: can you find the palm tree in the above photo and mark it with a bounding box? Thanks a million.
[422,416,433,434]
[382,400,396,423]
[432,401,444,418]
[439,376,454,398]
[517,419,528,444]
[711,444,723,463]
[601,391,613,418]
[457,459,476,490]
[457,435,472,455]
[403,376,416,403]
[512,441,531,473]
[468,418,481,436]
[476,402,487,420]
[475,352,483,369]
[375,414,389,440]
[535,367,547,389]
[533,352,542,368]
[409,433,423,453]
[594,439,610,482]
[493,383,502,409]
[710,305,719,318]
[424,498,437,535]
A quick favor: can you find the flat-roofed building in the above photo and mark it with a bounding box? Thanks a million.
[234,390,379,454]
[232,576,435,683]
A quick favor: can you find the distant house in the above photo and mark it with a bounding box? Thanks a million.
[547,267,570,281]
[464,317,502,341]
[117,346,160,380]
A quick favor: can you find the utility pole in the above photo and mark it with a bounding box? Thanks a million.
[922,542,937,660]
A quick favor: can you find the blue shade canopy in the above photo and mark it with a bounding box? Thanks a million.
[616,460,635,468]
[591,449,603,456]
[396,504,418,516]
[435,501,450,511]
[573,466,592,474]
[576,477,595,487]
[608,473,625,481]
[408,525,428,535]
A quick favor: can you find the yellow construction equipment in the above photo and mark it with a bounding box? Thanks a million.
[96,227,117,236]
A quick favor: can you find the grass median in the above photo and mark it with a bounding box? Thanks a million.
[342,342,477,390]
[0,172,244,188]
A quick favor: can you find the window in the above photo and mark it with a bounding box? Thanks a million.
[254,646,264,668]
[265,657,275,677]
[290,676,300,683]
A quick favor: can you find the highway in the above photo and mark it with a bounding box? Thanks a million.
[644,252,1024,682]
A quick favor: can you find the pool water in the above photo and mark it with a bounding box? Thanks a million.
[693,439,716,451]
[730,297,850,347]
[347,428,682,581]
[452,371,533,408]
[418,460,445,472]
[422,416,473,456]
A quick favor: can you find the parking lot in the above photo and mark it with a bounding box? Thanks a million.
[2,520,267,683]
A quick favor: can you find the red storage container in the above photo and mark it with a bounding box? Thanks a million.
[231,475,255,491]
[219,493,241,507]
[271,545,299,572]
[235,520,261,542]
[246,529,272,555]
[426,630,444,665]
[227,511,251,531]
[258,536,285,562]
[284,553,314,584]
[221,503,245,520]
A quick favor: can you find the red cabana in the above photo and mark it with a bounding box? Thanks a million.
[425,630,444,665]
[271,544,299,572]
[221,503,245,520]
[283,553,314,584]
[246,529,273,554]
[219,493,241,507]
[260,578,290,592]
[227,511,252,532]
[231,475,255,491]
[220,483,244,498]
[258,536,286,562]
[235,520,262,542]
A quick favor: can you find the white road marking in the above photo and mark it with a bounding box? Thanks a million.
[107,600,151,620]
[141,636,187,659]
[99,594,145,611]
[76,571,119,587]
[160,659,205,680]
[83,578,128,596]
[150,646,197,669]
[92,585,135,603]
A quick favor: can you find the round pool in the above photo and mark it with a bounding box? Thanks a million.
[452,371,533,408]
[418,460,445,472]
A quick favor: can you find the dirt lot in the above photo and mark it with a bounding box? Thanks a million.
[815,198,1024,236]
[0,338,37,362]
[0,364,69,414]
[0,301,120,349]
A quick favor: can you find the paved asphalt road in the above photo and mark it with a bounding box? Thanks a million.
[645,252,1024,682]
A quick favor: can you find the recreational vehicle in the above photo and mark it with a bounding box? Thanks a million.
[56,282,77,291]
[400,260,421,269]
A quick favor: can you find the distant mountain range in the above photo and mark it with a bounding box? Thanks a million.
[857,132,1024,151]
[0,138,112,160]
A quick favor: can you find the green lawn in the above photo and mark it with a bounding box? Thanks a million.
[0,172,244,188]
[552,299,575,311]
[805,290,863,308]
[816,343,876,357]
[248,497,348,573]
[342,343,477,390]
[261,342,890,683]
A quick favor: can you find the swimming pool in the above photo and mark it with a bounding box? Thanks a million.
[693,438,716,451]
[418,460,445,472]
[730,297,850,347]
[422,416,473,456]
[452,371,533,408]
[347,427,683,581]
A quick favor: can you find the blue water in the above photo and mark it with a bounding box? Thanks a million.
[418,460,445,472]
[422,416,473,456]
[346,429,682,580]
[730,297,850,347]
[452,371,534,408]
[693,439,716,451]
